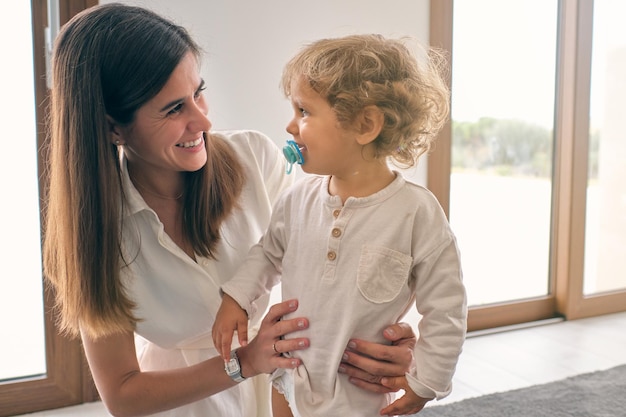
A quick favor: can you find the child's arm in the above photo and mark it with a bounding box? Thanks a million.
[379,376,431,416]
[212,294,249,362]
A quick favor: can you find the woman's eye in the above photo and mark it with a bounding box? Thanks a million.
[194,86,207,99]
[167,103,184,115]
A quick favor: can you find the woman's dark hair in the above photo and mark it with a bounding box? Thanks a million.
[44,3,244,338]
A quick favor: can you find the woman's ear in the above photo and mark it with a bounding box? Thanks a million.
[106,115,125,146]
[355,106,384,145]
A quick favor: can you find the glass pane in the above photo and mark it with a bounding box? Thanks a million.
[449,0,558,306]
[584,1,626,295]
[0,3,47,380]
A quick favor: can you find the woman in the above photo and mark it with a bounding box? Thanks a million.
[43,3,417,416]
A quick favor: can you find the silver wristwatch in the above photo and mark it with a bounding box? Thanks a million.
[225,349,245,383]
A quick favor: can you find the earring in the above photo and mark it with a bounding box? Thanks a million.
[115,140,121,145]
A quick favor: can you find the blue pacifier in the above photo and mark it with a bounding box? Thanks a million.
[282,140,304,174]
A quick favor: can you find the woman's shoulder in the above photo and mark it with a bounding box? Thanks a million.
[212,129,294,203]
[212,129,284,176]
[212,129,277,153]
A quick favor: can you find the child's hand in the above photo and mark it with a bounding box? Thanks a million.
[212,294,249,362]
[379,376,431,416]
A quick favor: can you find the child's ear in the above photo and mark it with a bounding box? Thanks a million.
[355,106,384,145]
[106,115,125,146]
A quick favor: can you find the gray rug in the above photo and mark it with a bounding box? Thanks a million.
[416,364,626,417]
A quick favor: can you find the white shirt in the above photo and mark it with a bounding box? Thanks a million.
[119,130,293,417]
[222,173,467,417]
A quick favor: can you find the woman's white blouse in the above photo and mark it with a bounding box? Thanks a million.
[119,130,293,417]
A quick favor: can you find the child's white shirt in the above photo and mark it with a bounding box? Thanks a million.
[222,173,467,417]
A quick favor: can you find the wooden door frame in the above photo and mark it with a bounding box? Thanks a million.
[552,0,626,320]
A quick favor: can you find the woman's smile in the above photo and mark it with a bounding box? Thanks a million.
[176,136,204,149]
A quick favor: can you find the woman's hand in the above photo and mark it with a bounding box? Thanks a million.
[338,322,416,393]
[237,299,309,378]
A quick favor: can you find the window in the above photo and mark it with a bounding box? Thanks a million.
[0,0,46,383]
[0,1,98,416]
[448,0,558,307]
[429,0,626,331]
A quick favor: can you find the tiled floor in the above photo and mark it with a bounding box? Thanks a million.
[435,310,626,406]
[24,311,626,416]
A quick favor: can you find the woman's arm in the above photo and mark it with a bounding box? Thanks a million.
[82,329,233,417]
[82,299,309,417]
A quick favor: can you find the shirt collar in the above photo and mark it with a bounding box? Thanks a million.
[322,170,406,207]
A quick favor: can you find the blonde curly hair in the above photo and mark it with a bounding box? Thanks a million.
[281,34,450,168]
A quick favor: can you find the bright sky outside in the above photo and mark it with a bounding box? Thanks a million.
[451,0,558,129]
[452,0,626,130]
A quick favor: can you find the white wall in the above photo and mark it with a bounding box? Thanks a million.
[99,0,431,183]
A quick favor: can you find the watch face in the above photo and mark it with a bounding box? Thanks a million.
[225,358,240,374]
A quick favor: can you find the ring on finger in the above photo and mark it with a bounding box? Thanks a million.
[272,342,279,354]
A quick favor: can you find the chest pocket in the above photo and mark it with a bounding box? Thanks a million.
[357,245,412,303]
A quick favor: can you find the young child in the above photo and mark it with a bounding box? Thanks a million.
[213,34,467,416]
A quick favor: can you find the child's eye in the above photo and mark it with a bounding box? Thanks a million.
[299,108,309,117]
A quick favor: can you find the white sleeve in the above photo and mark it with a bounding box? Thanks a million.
[221,190,289,316]
[405,196,467,400]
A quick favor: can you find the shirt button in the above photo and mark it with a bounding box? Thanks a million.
[333,209,341,218]
[331,228,342,238]
[327,251,337,261]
